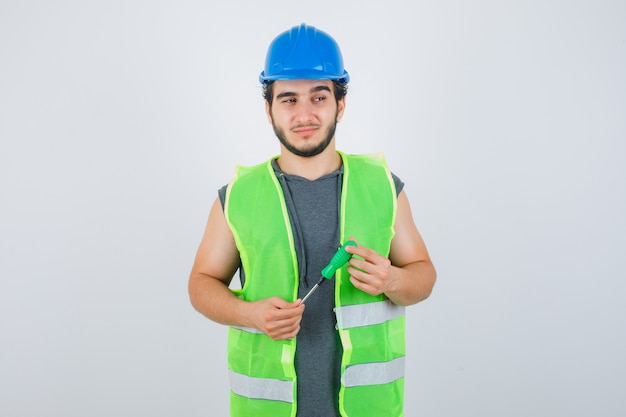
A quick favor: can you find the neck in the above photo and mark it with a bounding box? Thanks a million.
[276,146,342,181]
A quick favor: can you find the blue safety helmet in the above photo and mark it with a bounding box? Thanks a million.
[259,23,350,85]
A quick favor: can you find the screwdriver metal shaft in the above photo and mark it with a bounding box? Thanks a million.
[299,278,324,305]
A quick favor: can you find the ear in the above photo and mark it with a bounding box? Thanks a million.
[336,96,346,122]
[265,100,273,124]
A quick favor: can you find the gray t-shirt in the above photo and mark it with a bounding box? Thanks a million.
[219,160,404,417]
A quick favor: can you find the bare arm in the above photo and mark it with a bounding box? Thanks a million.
[188,197,304,340]
[345,190,436,306]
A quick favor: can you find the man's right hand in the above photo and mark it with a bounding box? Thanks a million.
[249,297,305,341]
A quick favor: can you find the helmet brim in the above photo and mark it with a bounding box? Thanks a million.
[259,70,349,85]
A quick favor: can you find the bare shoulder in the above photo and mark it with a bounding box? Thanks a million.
[190,197,240,284]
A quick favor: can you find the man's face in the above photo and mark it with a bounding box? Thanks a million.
[266,79,345,158]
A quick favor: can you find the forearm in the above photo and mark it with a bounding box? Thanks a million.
[385,260,436,306]
[188,272,305,340]
[188,273,253,328]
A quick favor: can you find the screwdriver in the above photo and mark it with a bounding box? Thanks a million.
[299,240,357,305]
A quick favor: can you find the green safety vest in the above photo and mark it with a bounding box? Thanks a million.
[224,152,406,417]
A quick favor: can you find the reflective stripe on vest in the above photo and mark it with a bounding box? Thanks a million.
[231,325,263,334]
[342,356,405,387]
[229,370,294,403]
[335,299,405,329]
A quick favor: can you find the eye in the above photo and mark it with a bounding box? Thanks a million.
[313,96,327,102]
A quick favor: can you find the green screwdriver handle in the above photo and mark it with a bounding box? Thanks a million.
[321,240,357,279]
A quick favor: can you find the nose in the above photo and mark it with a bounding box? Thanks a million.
[294,101,314,123]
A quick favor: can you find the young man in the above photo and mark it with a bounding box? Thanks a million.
[189,23,436,417]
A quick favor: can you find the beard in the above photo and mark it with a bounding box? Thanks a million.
[271,115,338,158]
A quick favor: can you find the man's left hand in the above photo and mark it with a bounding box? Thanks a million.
[344,239,394,296]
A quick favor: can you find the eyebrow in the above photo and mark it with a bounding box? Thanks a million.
[276,85,332,100]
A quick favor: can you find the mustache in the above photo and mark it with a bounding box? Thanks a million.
[291,123,321,130]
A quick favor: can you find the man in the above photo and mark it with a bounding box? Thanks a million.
[189,23,436,417]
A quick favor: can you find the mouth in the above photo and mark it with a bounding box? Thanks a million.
[292,124,320,136]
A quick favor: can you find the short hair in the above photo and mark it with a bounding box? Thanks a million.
[262,80,348,107]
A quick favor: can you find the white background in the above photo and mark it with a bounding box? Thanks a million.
[1,1,625,416]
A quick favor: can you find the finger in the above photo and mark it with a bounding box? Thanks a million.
[270,296,292,309]
[272,301,305,322]
[272,326,300,341]
[267,317,302,340]
[348,266,385,293]
[348,265,376,287]
[265,315,297,332]
[345,242,378,261]
[348,257,371,274]
[288,299,305,309]
[349,275,379,296]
